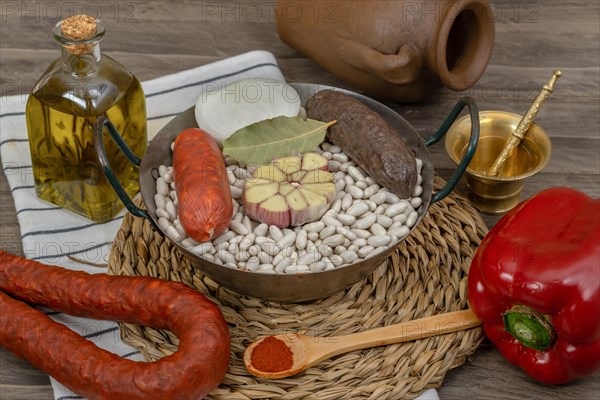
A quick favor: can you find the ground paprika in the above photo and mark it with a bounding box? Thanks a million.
[250,336,294,373]
[468,187,600,384]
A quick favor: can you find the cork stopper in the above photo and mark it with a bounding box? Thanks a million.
[61,15,97,40]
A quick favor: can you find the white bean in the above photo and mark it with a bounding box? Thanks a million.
[322,257,335,270]
[351,228,371,239]
[258,251,272,264]
[239,233,256,250]
[285,264,310,274]
[321,151,332,159]
[336,226,357,241]
[410,197,423,209]
[307,231,319,242]
[374,205,387,215]
[309,261,326,272]
[376,215,393,228]
[305,221,325,233]
[246,256,260,271]
[254,223,268,236]
[332,153,349,163]
[227,170,236,185]
[154,194,166,210]
[191,243,214,256]
[156,208,170,220]
[328,160,341,172]
[334,245,347,255]
[169,190,177,201]
[370,192,386,205]
[175,224,187,238]
[323,215,342,227]
[329,255,344,266]
[393,214,408,224]
[248,245,260,256]
[389,226,410,238]
[203,254,215,262]
[295,230,308,250]
[370,223,387,236]
[343,175,355,187]
[158,217,170,231]
[347,244,359,253]
[305,240,318,253]
[340,193,352,211]
[261,242,280,256]
[159,165,168,177]
[298,251,321,265]
[347,166,365,182]
[156,178,169,196]
[368,235,392,247]
[322,234,344,247]
[335,179,346,192]
[218,250,235,264]
[346,203,369,217]
[384,191,401,204]
[385,200,410,217]
[412,185,423,197]
[340,250,358,264]
[321,142,341,153]
[364,200,377,211]
[416,158,423,173]
[352,238,367,247]
[406,211,419,228]
[275,258,292,273]
[318,244,334,257]
[242,216,252,231]
[233,212,243,223]
[229,220,249,235]
[358,245,375,258]
[230,186,242,199]
[331,199,342,213]
[319,225,337,239]
[269,225,284,241]
[356,181,369,190]
[213,231,236,246]
[182,238,200,249]
[353,213,377,230]
[363,184,379,198]
[235,250,250,262]
[347,185,364,199]
[278,231,296,248]
[257,264,274,272]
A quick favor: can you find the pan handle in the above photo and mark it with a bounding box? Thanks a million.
[423,96,479,203]
[94,116,159,231]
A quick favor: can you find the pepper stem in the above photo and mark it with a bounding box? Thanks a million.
[503,305,556,351]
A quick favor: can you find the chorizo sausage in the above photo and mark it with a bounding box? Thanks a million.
[0,251,230,400]
[173,128,233,243]
[305,90,417,198]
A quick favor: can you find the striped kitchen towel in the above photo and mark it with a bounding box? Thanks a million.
[0,50,438,400]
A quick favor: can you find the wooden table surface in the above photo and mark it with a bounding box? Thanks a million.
[1,1,599,399]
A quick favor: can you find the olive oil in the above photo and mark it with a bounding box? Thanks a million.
[25,16,147,222]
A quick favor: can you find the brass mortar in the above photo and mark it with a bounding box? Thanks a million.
[445,111,551,214]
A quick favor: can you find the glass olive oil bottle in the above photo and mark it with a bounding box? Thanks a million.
[25,15,147,222]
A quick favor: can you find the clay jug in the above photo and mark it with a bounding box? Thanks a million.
[276,0,495,103]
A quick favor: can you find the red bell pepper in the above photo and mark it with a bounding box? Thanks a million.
[468,187,600,384]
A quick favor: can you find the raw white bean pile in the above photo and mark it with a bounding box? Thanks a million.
[154,141,424,275]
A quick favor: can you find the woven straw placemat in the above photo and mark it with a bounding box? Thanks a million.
[107,176,487,399]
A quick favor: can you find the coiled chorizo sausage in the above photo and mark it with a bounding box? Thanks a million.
[0,251,230,400]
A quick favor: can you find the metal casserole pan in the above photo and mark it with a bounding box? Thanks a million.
[95,83,479,302]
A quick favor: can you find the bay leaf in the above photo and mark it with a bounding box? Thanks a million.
[222,116,336,165]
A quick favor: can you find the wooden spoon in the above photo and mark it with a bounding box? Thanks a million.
[244,309,481,379]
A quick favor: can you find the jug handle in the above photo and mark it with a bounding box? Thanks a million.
[335,37,423,85]
[423,96,480,203]
[94,116,159,231]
